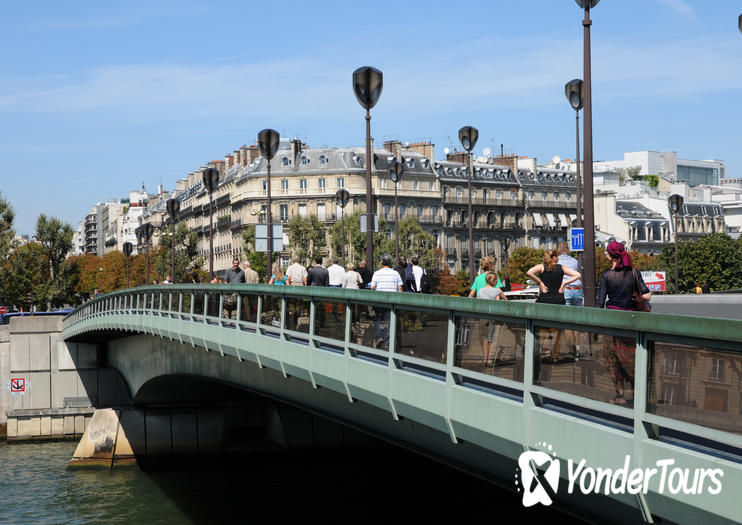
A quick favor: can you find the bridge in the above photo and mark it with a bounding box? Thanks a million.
[62,284,742,524]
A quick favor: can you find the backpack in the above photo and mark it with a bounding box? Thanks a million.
[420,270,432,294]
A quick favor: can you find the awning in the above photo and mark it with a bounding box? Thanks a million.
[569,214,577,224]
[559,213,569,226]
[532,213,543,227]
[545,213,555,226]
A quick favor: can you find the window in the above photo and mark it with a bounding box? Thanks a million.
[428,181,434,191]
[280,180,288,191]
[318,178,326,189]
[566,193,572,202]
[299,179,307,190]
[553,192,560,201]
[432,207,438,221]
[298,204,307,217]
[380,178,387,189]
[262,181,268,191]
[301,156,309,166]
[317,203,326,220]
[417,205,423,218]
[319,155,328,165]
[511,190,518,201]
[337,177,344,188]
[413,180,419,191]
[482,189,488,202]
[281,157,290,167]
[711,358,724,381]
[400,204,406,217]
[280,205,288,221]
[383,204,390,218]
[542,191,547,200]
[456,188,463,199]
[529,191,534,200]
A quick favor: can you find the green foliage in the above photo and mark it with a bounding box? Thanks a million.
[0,192,15,262]
[0,242,50,310]
[242,225,277,282]
[507,247,545,284]
[328,210,394,267]
[647,175,659,188]
[660,233,742,293]
[453,269,472,296]
[35,214,74,280]
[395,217,436,269]
[155,222,200,282]
[288,215,326,264]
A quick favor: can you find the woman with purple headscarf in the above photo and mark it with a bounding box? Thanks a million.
[597,241,652,405]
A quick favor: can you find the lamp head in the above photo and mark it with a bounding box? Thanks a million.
[335,188,350,208]
[739,13,741,33]
[565,79,584,111]
[123,242,133,257]
[258,128,280,160]
[352,66,383,110]
[458,126,479,152]
[668,194,684,214]
[166,198,180,219]
[575,0,599,8]
[388,157,404,184]
[201,167,219,193]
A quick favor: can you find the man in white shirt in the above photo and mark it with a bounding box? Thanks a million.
[369,254,402,348]
[370,254,403,292]
[410,257,424,293]
[327,258,345,287]
[286,255,307,286]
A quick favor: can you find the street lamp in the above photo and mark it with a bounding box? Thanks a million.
[668,194,684,294]
[353,66,383,270]
[388,157,404,263]
[458,125,478,282]
[123,241,133,288]
[202,167,219,281]
[258,128,280,274]
[142,223,154,284]
[565,79,584,230]
[166,198,180,284]
[335,188,350,266]
[575,0,599,307]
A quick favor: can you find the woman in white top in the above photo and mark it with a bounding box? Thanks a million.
[342,263,362,289]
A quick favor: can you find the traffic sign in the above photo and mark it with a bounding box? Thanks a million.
[360,213,379,233]
[10,378,25,393]
[569,227,585,252]
[0,306,6,315]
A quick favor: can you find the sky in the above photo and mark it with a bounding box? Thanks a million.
[1,0,740,236]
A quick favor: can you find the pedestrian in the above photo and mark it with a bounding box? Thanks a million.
[342,263,362,289]
[224,257,246,284]
[370,253,402,348]
[477,272,507,366]
[307,256,329,287]
[596,240,651,406]
[286,255,308,286]
[269,263,288,285]
[469,257,503,298]
[152,279,160,285]
[526,249,581,306]
[356,260,373,289]
[243,260,259,284]
[327,258,344,288]
[552,241,583,361]
[410,256,428,293]
[163,275,173,285]
[393,256,414,292]
[701,282,710,294]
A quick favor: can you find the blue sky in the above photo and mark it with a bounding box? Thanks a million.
[1,0,740,235]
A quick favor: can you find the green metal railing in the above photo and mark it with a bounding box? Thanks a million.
[64,284,742,451]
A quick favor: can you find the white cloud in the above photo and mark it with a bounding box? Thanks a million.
[655,0,697,22]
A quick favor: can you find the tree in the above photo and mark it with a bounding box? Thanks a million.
[0,192,15,262]
[242,225,277,282]
[35,214,74,280]
[0,242,50,310]
[328,210,394,267]
[660,233,742,293]
[288,215,326,264]
[507,247,545,285]
[155,222,200,282]
[395,217,436,269]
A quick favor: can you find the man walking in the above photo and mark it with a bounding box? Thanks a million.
[307,256,329,287]
[557,242,582,306]
[356,260,372,289]
[370,253,402,348]
[243,260,259,284]
[286,255,307,286]
[410,257,426,293]
[223,257,245,319]
[327,258,344,288]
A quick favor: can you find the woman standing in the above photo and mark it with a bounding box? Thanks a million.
[269,263,288,286]
[596,241,651,405]
[342,263,362,289]
[526,249,581,305]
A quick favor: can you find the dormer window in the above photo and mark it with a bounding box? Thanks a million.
[406,158,415,168]
[353,155,363,167]
[281,157,290,167]
[422,159,430,169]
[319,155,328,165]
[301,156,310,166]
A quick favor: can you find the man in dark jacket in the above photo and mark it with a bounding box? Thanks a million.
[355,260,373,289]
[393,256,414,292]
[307,256,329,287]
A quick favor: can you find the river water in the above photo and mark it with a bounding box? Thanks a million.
[0,440,585,523]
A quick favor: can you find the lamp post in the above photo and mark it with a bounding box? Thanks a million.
[458,125,479,282]
[739,13,741,33]
[388,157,404,262]
[575,0,599,307]
[335,188,350,266]
[258,129,280,274]
[166,198,180,283]
[201,167,219,281]
[123,241,133,288]
[142,223,154,284]
[353,66,383,270]
[565,78,585,277]
[668,194,684,294]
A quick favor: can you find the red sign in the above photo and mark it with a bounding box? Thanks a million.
[10,378,25,393]
[0,306,6,315]
[641,271,666,292]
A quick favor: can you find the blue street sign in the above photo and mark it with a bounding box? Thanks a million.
[569,227,585,252]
